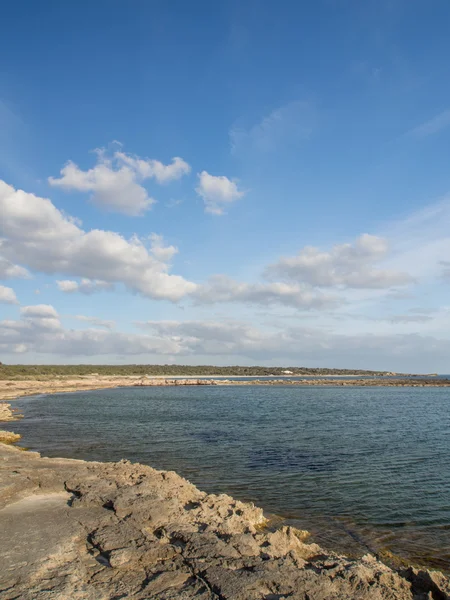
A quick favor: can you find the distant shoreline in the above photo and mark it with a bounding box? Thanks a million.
[0,364,420,379]
[0,374,449,403]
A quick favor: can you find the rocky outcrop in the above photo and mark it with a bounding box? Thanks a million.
[228,378,450,387]
[0,444,448,600]
[135,378,218,386]
[0,403,21,443]
[0,403,15,421]
[0,430,20,444]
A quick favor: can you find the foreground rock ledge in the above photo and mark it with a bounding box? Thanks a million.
[0,445,448,600]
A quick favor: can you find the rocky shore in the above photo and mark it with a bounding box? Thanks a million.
[1,378,450,598]
[1,443,449,600]
[221,378,450,387]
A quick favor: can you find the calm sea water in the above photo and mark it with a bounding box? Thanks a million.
[12,385,450,572]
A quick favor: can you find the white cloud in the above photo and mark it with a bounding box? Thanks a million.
[72,315,115,329]
[265,234,413,289]
[195,171,245,215]
[0,257,30,280]
[149,233,178,263]
[1,306,450,371]
[139,319,450,372]
[21,304,59,318]
[48,147,190,216]
[57,279,114,295]
[0,285,18,304]
[0,305,181,358]
[0,180,197,301]
[230,101,314,155]
[20,304,61,331]
[194,275,338,309]
[114,152,190,184]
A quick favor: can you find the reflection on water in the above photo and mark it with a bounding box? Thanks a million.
[12,385,450,573]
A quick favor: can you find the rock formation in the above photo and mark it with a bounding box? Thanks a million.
[0,444,448,600]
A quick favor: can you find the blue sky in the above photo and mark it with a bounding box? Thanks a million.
[1,0,450,371]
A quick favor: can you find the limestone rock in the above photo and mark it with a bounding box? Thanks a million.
[0,444,448,600]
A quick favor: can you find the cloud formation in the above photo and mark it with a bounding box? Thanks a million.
[0,180,196,301]
[0,257,30,280]
[194,275,338,309]
[0,304,180,357]
[57,279,114,295]
[20,304,61,331]
[1,304,450,371]
[196,171,244,215]
[265,234,413,289]
[72,315,115,329]
[140,319,450,371]
[48,147,190,215]
[0,285,18,304]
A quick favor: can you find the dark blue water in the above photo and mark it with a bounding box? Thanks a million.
[12,385,450,571]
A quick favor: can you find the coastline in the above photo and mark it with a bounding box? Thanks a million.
[1,442,449,599]
[1,374,449,403]
[1,383,450,598]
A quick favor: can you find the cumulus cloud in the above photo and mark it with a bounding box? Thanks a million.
[48,147,190,216]
[194,275,338,309]
[0,285,18,304]
[0,257,30,279]
[139,319,450,371]
[1,307,449,370]
[20,304,61,331]
[265,234,413,289]
[0,180,197,301]
[57,279,114,295]
[195,171,245,215]
[21,305,59,318]
[148,233,178,263]
[0,304,181,357]
[114,152,190,184]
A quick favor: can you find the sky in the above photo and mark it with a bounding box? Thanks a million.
[1,0,450,371]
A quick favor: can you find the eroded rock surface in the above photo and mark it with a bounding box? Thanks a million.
[0,403,16,422]
[0,444,449,600]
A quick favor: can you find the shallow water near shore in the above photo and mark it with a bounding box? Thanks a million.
[12,385,450,572]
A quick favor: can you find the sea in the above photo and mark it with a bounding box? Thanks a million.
[11,381,450,573]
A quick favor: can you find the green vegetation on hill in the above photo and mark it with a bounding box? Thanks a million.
[0,364,399,380]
